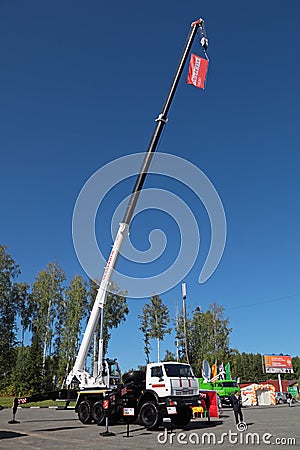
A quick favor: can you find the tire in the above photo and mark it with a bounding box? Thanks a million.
[77,400,92,424]
[122,370,146,384]
[91,401,105,425]
[171,406,192,427]
[139,401,162,430]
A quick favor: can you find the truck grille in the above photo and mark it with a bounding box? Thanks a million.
[174,389,195,396]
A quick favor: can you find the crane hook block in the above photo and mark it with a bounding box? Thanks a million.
[201,37,209,51]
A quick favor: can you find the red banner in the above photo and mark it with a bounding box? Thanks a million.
[187,54,209,89]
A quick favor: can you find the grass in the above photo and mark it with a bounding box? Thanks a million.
[0,396,75,409]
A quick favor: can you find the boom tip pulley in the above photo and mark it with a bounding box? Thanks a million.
[191,18,204,27]
[191,18,209,57]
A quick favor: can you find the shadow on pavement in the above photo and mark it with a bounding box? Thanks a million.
[183,420,223,431]
[22,418,76,423]
[34,426,85,432]
[0,431,28,440]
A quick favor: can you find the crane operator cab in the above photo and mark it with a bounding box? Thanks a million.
[102,358,121,388]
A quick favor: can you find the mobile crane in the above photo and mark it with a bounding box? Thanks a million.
[12,18,209,430]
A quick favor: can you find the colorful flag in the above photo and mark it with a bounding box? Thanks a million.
[211,361,217,380]
[225,362,231,380]
[187,54,209,89]
[219,363,225,380]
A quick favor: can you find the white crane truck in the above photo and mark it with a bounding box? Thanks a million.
[74,361,201,429]
[12,18,209,430]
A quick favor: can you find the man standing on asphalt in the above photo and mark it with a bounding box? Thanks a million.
[287,392,293,407]
[231,390,244,425]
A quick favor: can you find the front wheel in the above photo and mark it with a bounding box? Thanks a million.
[139,401,162,430]
[77,400,92,424]
[171,406,192,427]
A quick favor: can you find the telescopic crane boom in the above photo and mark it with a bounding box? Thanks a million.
[66,18,208,389]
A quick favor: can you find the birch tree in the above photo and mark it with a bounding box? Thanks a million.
[140,295,171,363]
[138,304,151,364]
[30,262,66,374]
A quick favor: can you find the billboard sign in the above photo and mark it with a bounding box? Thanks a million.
[263,355,293,374]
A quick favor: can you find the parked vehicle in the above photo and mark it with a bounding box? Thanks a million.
[74,361,201,429]
[275,392,295,404]
[198,378,240,406]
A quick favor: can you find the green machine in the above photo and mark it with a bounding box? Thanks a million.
[199,360,240,406]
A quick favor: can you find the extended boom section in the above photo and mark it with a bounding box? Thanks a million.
[67,18,207,390]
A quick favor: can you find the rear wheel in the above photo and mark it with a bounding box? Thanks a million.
[91,401,105,425]
[78,400,92,424]
[171,406,192,427]
[139,401,162,430]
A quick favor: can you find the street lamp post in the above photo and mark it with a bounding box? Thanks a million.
[181,282,190,365]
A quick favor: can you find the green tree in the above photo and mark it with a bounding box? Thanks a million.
[208,302,232,364]
[229,352,265,383]
[10,282,32,394]
[0,245,20,390]
[57,275,88,386]
[138,304,151,364]
[292,356,300,382]
[10,345,32,396]
[163,350,177,361]
[141,295,171,362]
[176,303,232,377]
[25,331,44,392]
[13,282,31,349]
[30,262,66,378]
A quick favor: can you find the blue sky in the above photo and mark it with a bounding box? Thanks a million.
[1,1,299,373]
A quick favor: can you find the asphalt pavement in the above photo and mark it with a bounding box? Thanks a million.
[0,403,299,449]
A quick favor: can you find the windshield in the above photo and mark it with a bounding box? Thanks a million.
[164,364,194,377]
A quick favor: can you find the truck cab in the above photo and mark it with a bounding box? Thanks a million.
[134,361,201,429]
[146,362,199,398]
